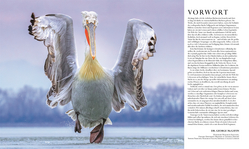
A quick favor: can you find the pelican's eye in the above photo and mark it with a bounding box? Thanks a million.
[86,20,89,24]
[94,20,96,24]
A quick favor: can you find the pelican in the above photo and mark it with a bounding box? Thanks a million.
[28,11,157,143]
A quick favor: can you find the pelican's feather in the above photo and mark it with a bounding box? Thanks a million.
[112,19,157,112]
[28,13,78,108]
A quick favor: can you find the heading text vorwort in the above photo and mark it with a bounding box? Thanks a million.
[188,9,228,15]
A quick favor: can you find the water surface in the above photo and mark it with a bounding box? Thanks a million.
[0,127,184,149]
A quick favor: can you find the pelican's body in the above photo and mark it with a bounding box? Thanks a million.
[72,65,114,128]
[28,11,157,143]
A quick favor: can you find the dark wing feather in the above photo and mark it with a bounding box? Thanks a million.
[112,19,157,112]
[29,13,78,108]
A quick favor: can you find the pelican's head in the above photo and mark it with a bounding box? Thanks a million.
[81,11,98,60]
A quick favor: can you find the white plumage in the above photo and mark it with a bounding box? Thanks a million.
[28,11,157,143]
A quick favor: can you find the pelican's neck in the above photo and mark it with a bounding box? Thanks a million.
[79,45,105,80]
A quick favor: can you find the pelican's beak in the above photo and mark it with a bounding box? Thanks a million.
[85,23,96,60]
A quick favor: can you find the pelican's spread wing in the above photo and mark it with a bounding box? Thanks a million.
[112,19,157,112]
[28,13,78,108]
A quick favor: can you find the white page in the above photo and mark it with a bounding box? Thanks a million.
[184,0,249,148]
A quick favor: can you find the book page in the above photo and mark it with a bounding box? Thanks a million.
[185,0,249,148]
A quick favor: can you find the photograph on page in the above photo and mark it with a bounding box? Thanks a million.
[0,0,184,148]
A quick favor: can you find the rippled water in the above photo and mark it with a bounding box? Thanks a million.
[0,127,184,149]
